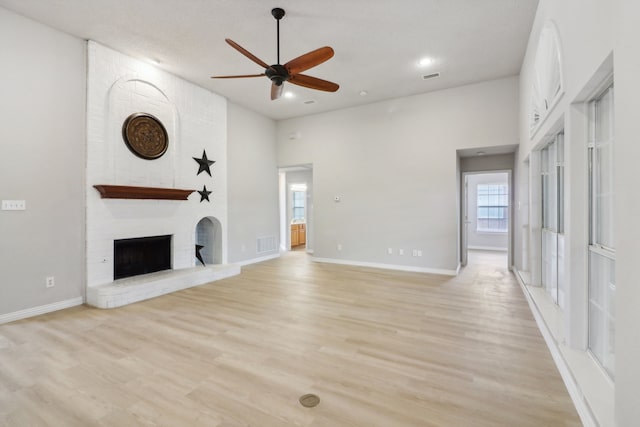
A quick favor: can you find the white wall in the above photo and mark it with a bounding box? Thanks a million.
[0,8,86,317]
[277,77,519,273]
[517,0,640,425]
[227,103,279,263]
[466,173,509,251]
[86,42,228,287]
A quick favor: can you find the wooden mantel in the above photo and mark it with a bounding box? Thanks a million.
[93,185,195,200]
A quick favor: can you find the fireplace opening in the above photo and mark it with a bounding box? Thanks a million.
[114,235,172,280]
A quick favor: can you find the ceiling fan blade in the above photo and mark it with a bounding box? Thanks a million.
[285,47,334,75]
[289,74,339,92]
[271,82,284,100]
[211,74,265,79]
[225,38,271,70]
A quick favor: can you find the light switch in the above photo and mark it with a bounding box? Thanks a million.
[2,200,26,210]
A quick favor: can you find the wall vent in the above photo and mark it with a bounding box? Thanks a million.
[257,236,277,254]
[422,72,441,80]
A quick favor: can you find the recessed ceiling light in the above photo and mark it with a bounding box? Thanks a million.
[359,90,368,97]
[418,57,433,67]
[150,58,161,66]
[476,151,486,156]
[284,91,295,99]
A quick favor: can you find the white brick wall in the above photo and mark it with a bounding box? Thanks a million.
[86,41,228,287]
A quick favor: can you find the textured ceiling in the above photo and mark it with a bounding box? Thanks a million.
[0,0,539,120]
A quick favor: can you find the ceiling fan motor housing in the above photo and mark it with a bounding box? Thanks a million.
[265,64,289,85]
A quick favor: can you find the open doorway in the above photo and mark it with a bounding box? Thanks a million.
[278,165,313,254]
[462,171,510,269]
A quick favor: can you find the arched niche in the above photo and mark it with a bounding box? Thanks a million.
[195,217,222,265]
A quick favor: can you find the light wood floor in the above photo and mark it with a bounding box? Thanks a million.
[0,251,580,426]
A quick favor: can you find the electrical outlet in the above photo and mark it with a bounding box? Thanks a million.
[387,248,393,255]
[337,243,342,251]
[417,250,422,257]
[45,276,55,288]
[412,249,418,257]
[399,249,404,256]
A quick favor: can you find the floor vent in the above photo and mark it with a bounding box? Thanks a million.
[299,394,320,408]
[257,236,277,254]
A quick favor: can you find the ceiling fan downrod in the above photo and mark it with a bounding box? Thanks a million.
[272,8,285,65]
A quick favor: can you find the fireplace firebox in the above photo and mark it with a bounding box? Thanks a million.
[114,235,172,280]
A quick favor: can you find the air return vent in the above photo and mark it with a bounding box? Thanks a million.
[257,236,277,254]
[422,72,441,80]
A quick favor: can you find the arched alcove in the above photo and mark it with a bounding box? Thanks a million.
[195,217,222,265]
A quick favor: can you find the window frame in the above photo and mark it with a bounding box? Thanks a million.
[587,83,616,379]
[292,190,306,221]
[476,183,509,233]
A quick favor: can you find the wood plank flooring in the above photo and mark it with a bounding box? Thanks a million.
[0,251,581,426]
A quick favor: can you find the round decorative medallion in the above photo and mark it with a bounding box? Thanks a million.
[122,113,168,160]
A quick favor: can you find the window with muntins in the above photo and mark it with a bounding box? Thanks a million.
[588,84,615,379]
[292,190,305,220]
[476,184,508,232]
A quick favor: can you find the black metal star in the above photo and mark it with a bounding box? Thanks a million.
[198,185,212,202]
[193,150,215,176]
[195,244,206,266]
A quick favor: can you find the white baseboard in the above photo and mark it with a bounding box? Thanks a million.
[236,253,280,267]
[467,245,508,251]
[514,271,598,427]
[312,257,458,276]
[0,297,84,325]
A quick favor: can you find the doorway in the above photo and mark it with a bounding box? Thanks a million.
[462,171,511,268]
[278,165,313,254]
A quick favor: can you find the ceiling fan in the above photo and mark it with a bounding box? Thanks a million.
[212,7,339,100]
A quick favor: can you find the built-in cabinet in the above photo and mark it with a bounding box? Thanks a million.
[291,223,306,247]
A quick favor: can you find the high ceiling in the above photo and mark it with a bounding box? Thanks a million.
[0,0,539,120]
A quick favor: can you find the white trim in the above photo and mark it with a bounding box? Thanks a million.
[312,257,458,276]
[514,271,598,427]
[467,245,508,252]
[455,263,462,275]
[236,253,280,267]
[0,297,84,325]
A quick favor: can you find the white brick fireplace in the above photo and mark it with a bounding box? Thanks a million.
[85,42,238,308]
